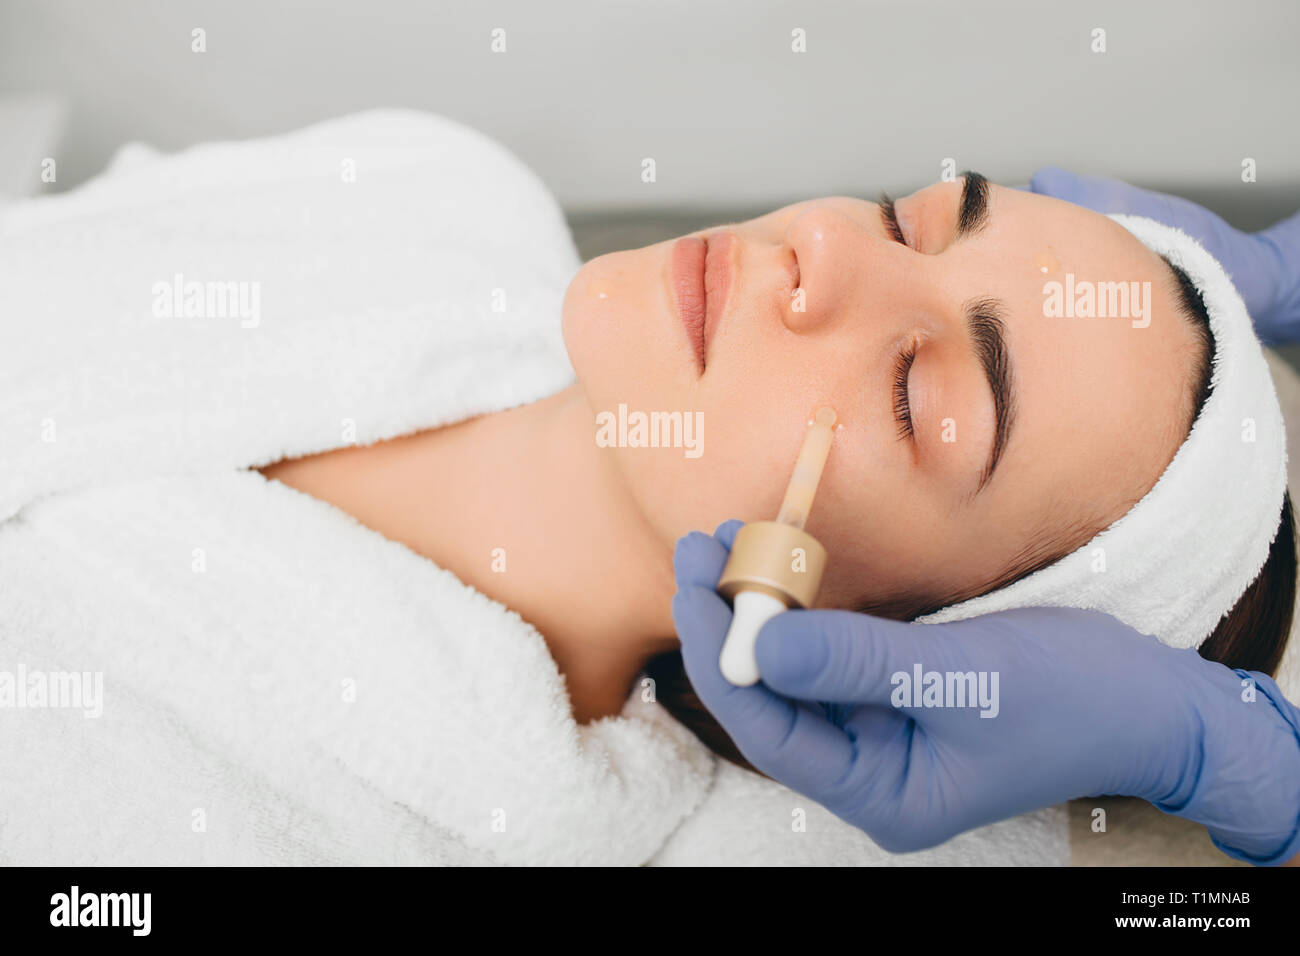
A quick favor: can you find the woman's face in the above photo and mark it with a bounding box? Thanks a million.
[562,177,1204,613]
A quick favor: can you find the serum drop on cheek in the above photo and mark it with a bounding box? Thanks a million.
[716,406,837,686]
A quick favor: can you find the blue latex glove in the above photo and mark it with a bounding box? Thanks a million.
[1027,166,1300,346]
[672,521,1300,864]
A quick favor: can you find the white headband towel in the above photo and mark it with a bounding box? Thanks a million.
[916,214,1289,650]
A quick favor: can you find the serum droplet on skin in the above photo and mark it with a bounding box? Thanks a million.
[806,406,838,429]
[1034,249,1060,275]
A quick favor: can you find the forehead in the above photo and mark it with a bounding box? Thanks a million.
[928,181,1203,524]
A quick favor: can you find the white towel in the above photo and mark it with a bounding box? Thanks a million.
[0,109,1066,865]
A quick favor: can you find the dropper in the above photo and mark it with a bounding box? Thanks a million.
[716,406,838,686]
[776,406,837,528]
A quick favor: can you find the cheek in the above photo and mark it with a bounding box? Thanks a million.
[810,464,1057,616]
[811,487,944,611]
[804,446,986,614]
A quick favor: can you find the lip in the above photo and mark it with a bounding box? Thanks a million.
[670,231,734,373]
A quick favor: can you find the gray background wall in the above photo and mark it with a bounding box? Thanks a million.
[6,0,1295,371]
[1,0,1296,224]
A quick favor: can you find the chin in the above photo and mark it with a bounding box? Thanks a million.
[561,247,687,414]
[560,258,616,400]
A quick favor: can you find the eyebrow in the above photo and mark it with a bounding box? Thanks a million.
[949,171,1011,494]
[956,171,991,238]
[964,298,1016,496]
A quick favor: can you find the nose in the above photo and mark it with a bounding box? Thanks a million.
[782,203,896,333]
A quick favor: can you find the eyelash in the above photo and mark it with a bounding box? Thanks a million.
[880,196,916,440]
[892,344,917,441]
[879,195,908,247]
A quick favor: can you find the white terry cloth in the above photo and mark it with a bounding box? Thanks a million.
[0,110,1066,865]
[919,215,1291,656]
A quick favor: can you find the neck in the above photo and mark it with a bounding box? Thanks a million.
[403,385,680,722]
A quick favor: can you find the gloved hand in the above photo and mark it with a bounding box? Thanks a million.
[1027,166,1300,346]
[672,521,1300,864]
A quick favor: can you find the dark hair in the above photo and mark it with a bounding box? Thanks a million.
[649,257,1297,774]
